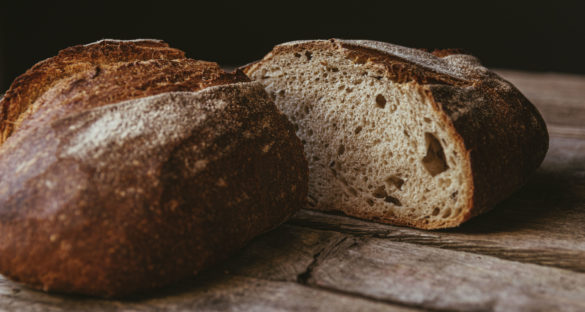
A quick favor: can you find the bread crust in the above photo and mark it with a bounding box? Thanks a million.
[0,41,308,297]
[0,39,186,144]
[244,39,548,229]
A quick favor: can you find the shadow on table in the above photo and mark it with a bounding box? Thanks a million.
[445,166,585,235]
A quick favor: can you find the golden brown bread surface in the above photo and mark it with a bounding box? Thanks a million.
[0,39,183,143]
[0,39,248,144]
[244,39,548,229]
[0,40,308,297]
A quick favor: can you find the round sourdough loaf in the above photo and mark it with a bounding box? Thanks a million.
[244,39,548,229]
[0,40,307,297]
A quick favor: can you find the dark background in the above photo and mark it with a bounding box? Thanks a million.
[1,1,584,92]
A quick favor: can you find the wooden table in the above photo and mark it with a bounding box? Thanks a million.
[1,70,584,311]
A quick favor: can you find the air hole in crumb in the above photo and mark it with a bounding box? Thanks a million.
[451,191,458,199]
[372,185,387,198]
[375,94,386,108]
[384,196,402,206]
[348,187,358,196]
[278,90,285,96]
[423,117,432,123]
[354,126,363,134]
[432,207,440,216]
[422,133,449,177]
[440,178,452,187]
[305,51,312,60]
[308,129,313,136]
[294,52,301,58]
[337,144,345,156]
[329,161,335,167]
[330,168,337,177]
[442,208,452,218]
[403,129,410,137]
[312,156,320,161]
[386,175,405,190]
[366,198,375,206]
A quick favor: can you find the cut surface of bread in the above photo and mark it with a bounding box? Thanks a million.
[244,39,548,229]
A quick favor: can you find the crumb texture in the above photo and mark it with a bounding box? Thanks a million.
[245,39,548,229]
[248,45,469,228]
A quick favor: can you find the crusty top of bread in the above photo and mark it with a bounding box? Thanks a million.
[279,39,484,82]
[262,39,493,87]
[0,39,248,144]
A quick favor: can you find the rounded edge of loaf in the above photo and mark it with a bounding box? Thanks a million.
[0,82,308,297]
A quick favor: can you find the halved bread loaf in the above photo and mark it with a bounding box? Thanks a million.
[243,39,548,229]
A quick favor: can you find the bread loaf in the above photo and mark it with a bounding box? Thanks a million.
[0,40,308,297]
[243,39,548,229]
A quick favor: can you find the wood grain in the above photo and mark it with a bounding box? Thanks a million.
[308,237,585,311]
[0,273,417,312]
[221,225,346,282]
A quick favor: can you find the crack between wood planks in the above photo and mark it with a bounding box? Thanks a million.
[293,236,446,312]
[296,236,350,284]
[288,220,585,275]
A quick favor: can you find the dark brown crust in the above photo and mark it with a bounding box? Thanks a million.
[0,83,307,298]
[342,46,469,86]
[243,39,549,229]
[15,58,249,136]
[0,41,308,297]
[427,81,549,222]
[0,39,186,144]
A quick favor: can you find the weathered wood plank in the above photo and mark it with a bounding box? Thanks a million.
[0,272,417,312]
[221,224,346,281]
[308,237,585,311]
[496,70,585,129]
[290,135,585,272]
